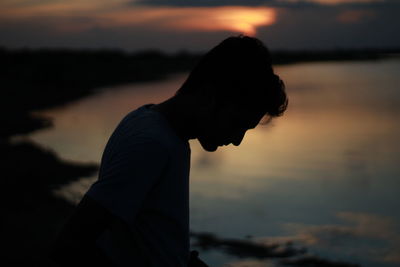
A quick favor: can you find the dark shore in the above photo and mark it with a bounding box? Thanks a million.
[3,47,396,266]
[191,232,360,267]
[1,140,98,266]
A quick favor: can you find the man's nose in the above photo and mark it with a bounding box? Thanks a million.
[232,130,246,146]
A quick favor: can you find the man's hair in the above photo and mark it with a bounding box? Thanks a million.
[176,35,288,117]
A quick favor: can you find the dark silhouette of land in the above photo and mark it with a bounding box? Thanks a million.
[191,232,360,267]
[3,47,397,266]
[191,232,306,259]
[1,141,98,266]
[2,47,398,137]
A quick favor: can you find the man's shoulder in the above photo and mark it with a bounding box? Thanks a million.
[121,105,189,151]
[111,104,188,156]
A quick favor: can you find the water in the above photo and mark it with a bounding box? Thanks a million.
[30,58,400,267]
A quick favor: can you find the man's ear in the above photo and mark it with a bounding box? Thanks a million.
[195,83,217,118]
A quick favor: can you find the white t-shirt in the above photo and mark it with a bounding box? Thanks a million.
[86,104,191,267]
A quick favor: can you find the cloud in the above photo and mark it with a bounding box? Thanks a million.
[0,0,127,17]
[277,0,385,5]
[133,0,272,7]
[256,3,400,49]
[101,6,276,35]
[0,0,399,51]
[134,0,389,7]
[337,9,376,23]
[0,4,277,36]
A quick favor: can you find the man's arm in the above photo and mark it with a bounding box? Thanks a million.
[50,140,169,266]
[50,194,114,266]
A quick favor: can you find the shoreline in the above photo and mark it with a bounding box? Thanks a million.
[2,49,393,266]
[3,47,398,139]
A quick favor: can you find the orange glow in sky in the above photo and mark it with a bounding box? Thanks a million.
[0,2,276,35]
[93,6,276,36]
[162,7,276,36]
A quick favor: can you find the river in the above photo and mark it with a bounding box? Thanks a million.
[30,58,400,267]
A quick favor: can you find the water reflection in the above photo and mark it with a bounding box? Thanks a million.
[30,59,400,266]
[262,212,400,265]
[31,74,186,163]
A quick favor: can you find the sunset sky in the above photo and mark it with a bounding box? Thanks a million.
[0,0,399,52]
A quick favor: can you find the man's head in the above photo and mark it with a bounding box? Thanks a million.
[176,35,288,152]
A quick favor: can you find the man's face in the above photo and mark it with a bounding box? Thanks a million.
[197,104,265,152]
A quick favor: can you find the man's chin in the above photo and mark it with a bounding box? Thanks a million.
[199,141,219,152]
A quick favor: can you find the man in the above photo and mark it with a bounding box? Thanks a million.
[50,35,288,267]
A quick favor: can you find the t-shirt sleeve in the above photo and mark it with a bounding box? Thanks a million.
[86,139,169,225]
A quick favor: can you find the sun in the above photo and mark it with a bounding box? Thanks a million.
[155,6,277,36]
[215,7,276,35]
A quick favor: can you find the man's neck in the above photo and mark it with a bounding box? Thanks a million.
[152,96,197,141]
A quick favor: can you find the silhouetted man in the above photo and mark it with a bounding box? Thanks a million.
[50,35,288,267]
